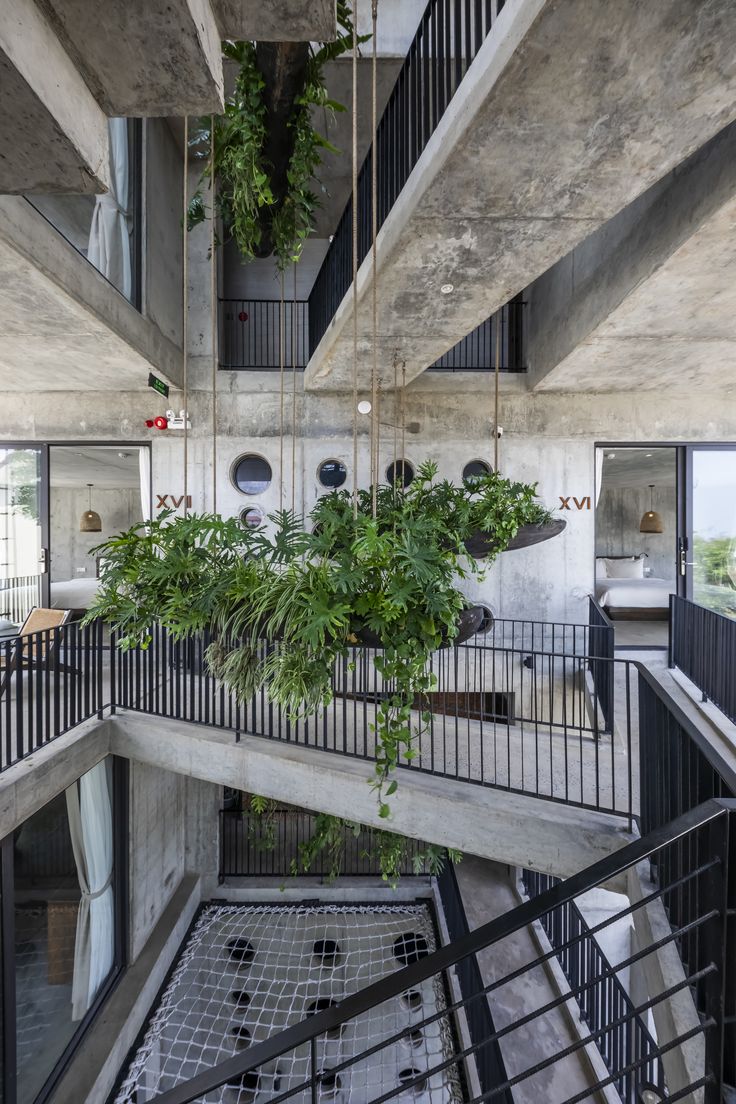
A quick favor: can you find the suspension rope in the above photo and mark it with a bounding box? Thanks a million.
[291,263,297,515]
[494,305,501,472]
[210,115,217,513]
[183,116,189,517]
[279,271,285,513]
[351,0,359,518]
[401,361,406,474]
[392,354,398,506]
[370,0,379,516]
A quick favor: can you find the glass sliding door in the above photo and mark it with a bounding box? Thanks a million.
[0,449,48,627]
[688,447,736,618]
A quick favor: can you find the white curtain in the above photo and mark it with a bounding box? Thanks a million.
[595,448,605,506]
[87,118,132,300]
[65,760,115,1021]
[139,446,152,523]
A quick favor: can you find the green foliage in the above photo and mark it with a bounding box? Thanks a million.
[188,5,367,270]
[86,463,554,813]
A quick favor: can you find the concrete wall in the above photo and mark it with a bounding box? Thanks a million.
[596,485,677,579]
[3,383,736,624]
[49,486,140,582]
[144,118,184,348]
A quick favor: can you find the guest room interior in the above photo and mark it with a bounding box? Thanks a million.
[595,446,677,649]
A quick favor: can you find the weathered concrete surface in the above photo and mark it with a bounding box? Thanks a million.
[0,197,183,390]
[304,0,736,391]
[35,0,224,116]
[0,0,110,193]
[214,0,336,41]
[111,712,634,881]
[0,716,112,843]
[52,875,201,1104]
[529,121,736,393]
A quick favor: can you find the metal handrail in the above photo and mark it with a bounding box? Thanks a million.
[148,797,734,1104]
[669,593,736,725]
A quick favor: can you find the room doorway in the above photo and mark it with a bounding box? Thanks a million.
[0,444,150,630]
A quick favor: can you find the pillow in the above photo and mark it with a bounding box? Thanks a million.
[604,557,644,579]
[595,557,609,579]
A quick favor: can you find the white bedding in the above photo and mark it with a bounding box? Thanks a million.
[595,577,675,610]
[50,577,100,610]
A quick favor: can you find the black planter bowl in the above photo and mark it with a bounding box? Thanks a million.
[465,518,567,560]
[350,605,485,649]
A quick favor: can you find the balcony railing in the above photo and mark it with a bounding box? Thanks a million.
[219,298,309,370]
[308,0,507,354]
[669,594,736,725]
[219,296,525,372]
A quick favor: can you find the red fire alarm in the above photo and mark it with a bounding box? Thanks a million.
[145,416,169,430]
[238,310,248,322]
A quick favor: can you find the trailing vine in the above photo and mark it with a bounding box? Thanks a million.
[188,3,368,269]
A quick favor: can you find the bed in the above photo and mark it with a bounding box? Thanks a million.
[50,577,101,614]
[595,577,675,620]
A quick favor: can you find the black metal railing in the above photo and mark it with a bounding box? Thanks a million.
[436,862,511,1101]
[142,799,734,1104]
[638,663,736,839]
[669,594,736,725]
[588,596,615,734]
[219,807,433,880]
[0,619,109,771]
[308,0,506,355]
[219,298,309,370]
[427,297,525,372]
[117,628,634,820]
[523,869,665,1102]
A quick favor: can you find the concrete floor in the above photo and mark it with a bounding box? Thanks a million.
[613,621,669,649]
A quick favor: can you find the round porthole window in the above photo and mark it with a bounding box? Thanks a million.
[463,459,491,481]
[318,459,347,489]
[385,459,415,488]
[240,507,264,530]
[232,454,272,495]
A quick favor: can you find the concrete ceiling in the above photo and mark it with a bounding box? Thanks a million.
[0,0,110,193]
[601,448,676,490]
[49,446,142,488]
[35,0,224,116]
[213,0,336,41]
[304,0,736,392]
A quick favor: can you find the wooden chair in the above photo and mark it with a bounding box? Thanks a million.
[0,607,72,698]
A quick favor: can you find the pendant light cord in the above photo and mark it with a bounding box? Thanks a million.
[183,116,189,517]
[494,305,501,472]
[279,271,285,513]
[351,0,359,518]
[291,263,297,515]
[370,0,379,517]
[210,114,217,514]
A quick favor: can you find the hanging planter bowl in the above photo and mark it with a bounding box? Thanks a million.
[349,605,486,649]
[465,518,567,560]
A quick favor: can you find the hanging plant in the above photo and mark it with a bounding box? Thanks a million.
[85,462,558,815]
[188,3,368,269]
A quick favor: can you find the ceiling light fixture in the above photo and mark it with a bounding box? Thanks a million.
[440,284,454,295]
[357,400,372,415]
[640,484,664,534]
[80,483,102,533]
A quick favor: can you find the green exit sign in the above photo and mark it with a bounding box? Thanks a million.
[148,372,169,398]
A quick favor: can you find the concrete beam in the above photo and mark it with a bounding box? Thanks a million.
[35,0,223,116]
[213,0,337,42]
[528,122,736,393]
[0,716,112,842]
[304,0,736,392]
[0,0,110,193]
[111,712,634,881]
[0,197,183,390]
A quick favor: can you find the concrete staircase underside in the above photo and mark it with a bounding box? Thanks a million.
[0,711,634,885]
[304,0,736,392]
[528,121,736,393]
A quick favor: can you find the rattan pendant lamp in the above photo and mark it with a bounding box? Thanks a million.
[640,484,664,534]
[80,484,102,532]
